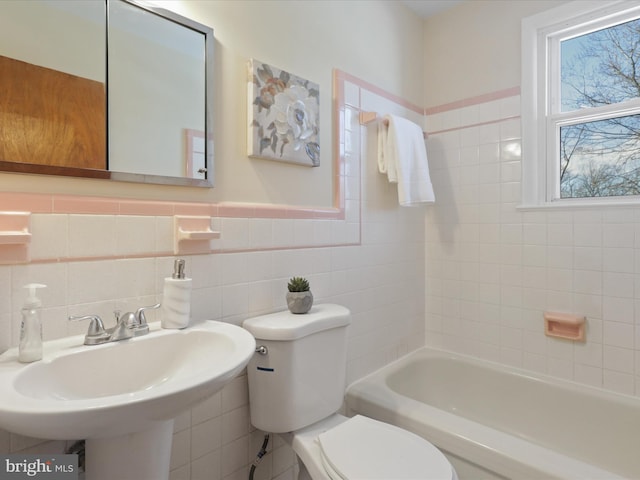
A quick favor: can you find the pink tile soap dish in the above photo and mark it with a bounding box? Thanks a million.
[544,312,586,341]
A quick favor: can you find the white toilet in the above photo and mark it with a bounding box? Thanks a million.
[243,304,457,480]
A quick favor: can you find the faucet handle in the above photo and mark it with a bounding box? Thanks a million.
[135,303,161,326]
[68,314,109,345]
[128,303,160,336]
[117,311,137,327]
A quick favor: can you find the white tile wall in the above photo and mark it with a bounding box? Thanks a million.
[0,82,426,479]
[425,94,640,397]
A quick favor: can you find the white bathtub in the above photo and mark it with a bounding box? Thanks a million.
[345,347,640,480]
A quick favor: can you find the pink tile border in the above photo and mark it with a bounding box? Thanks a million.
[16,68,354,223]
[0,192,54,212]
[0,70,358,263]
[336,70,424,116]
[119,200,175,216]
[0,82,519,220]
[428,115,521,136]
[54,196,120,214]
[1,191,349,221]
[3,70,515,264]
[173,202,215,217]
[0,70,426,223]
[425,86,520,115]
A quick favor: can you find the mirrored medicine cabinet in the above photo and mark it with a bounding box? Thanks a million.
[0,0,214,187]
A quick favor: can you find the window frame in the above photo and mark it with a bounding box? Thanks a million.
[521,0,640,208]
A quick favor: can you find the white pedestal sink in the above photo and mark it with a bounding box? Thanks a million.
[0,320,256,480]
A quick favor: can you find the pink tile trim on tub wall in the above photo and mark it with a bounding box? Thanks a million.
[424,86,520,115]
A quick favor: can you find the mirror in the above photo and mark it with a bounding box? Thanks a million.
[0,0,213,187]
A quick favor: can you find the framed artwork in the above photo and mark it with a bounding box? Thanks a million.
[247,59,320,167]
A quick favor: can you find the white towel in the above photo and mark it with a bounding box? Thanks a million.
[377,114,435,206]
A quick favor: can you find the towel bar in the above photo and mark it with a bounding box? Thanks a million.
[359,111,388,126]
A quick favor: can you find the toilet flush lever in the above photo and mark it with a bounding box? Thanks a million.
[255,345,268,355]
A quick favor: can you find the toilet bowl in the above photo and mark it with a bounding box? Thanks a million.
[283,414,456,480]
[243,305,456,480]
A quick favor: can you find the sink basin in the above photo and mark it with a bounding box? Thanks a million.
[0,320,255,480]
[14,328,241,402]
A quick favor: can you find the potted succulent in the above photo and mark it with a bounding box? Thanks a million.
[286,276,313,314]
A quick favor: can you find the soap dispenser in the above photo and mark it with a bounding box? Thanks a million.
[161,259,191,329]
[19,283,47,363]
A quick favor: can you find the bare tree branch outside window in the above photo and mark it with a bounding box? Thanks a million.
[559,18,640,198]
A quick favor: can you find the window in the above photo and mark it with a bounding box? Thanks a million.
[522,1,640,206]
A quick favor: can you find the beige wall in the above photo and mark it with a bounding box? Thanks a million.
[423,0,569,107]
[0,0,424,208]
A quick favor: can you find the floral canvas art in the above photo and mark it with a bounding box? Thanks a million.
[248,59,320,166]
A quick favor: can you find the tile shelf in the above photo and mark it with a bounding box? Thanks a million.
[174,215,220,255]
[0,212,31,263]
[177,229,219,242]
[0,231,32,245]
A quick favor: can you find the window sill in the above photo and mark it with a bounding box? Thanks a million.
[517,198,640,211]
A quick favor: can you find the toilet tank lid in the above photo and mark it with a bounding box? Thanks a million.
[243,304,351,341]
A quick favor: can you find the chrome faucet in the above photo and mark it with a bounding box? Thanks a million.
[69,303,160,345]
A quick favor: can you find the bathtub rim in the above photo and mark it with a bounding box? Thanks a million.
[348,345,640,417]
[345,346,631,480]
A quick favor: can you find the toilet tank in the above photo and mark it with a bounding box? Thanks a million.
[242,304,351,433]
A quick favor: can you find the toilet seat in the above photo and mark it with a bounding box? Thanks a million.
[317,415,453,480]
